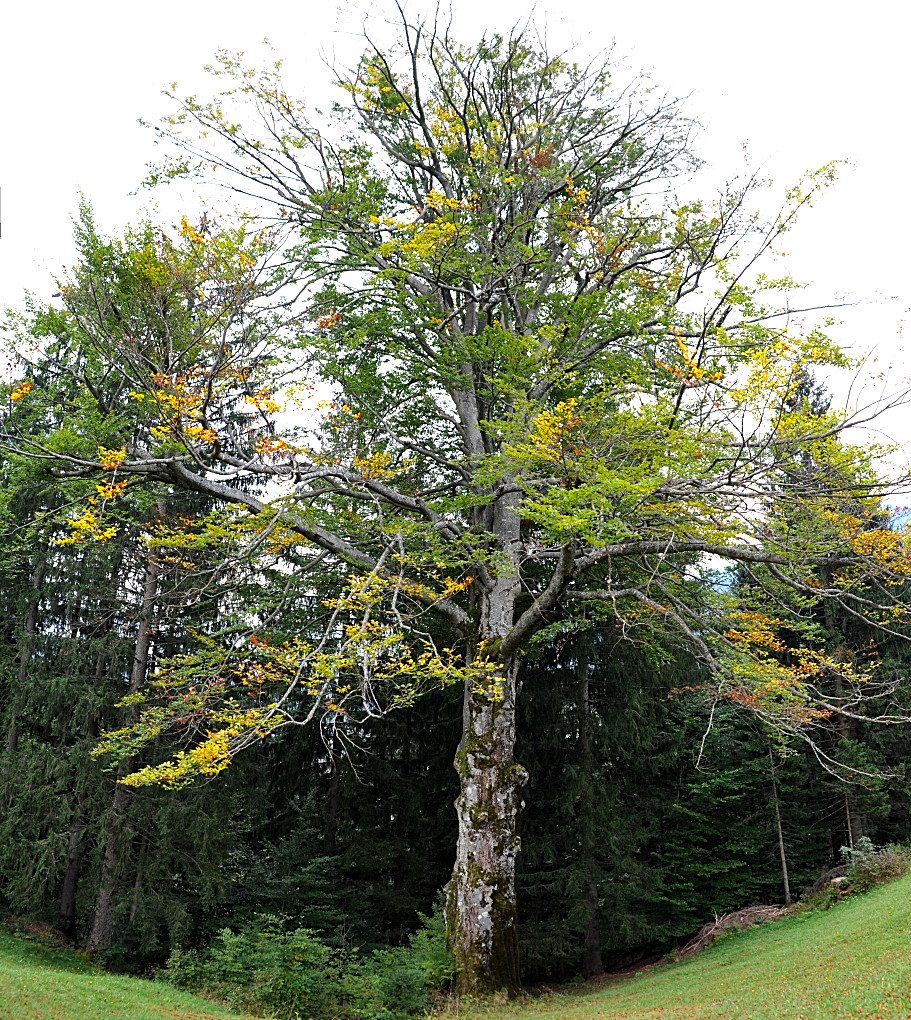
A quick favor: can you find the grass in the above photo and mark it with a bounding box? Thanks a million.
[0,928,256,1020]
[4,875,911,1020]
[468,874,911,1020]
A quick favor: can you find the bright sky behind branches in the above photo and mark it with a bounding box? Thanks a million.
[1,0,908,443]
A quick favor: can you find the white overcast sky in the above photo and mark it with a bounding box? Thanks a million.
[1,0,909,441]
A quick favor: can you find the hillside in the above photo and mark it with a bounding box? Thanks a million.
[493,875,911,1020]
[0,928,252,1020]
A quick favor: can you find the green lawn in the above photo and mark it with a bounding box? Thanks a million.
[0,929,255,1020]
[482,875,911,1020]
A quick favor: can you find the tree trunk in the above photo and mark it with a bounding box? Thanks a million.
[3,545,48,778]
[844,791,867,849]
[323,734,341,855]
[58,801,87,941]
[768,745,791,907]
[577,631,604,978]
[87,782,131,952]
[581,878,603,979]
[88,551,157,953]
[393,715,412,893]
[832,663,867,850]
[448,658,527,996]
[59,643,105,941]
[447,488,527,996]
[129,836,147,925]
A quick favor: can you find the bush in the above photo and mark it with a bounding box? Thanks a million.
[165,915,342,1019]
[164,903,454,1020]
[791,886,840,915]
[365,903,456,1017]
[841,838,911,894]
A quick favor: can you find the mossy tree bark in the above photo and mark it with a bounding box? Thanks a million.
[448,493,528,995]
[449,659,527,995]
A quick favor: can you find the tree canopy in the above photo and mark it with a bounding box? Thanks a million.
[3,13,911,994]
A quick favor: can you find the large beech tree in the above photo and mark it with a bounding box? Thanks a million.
[5,18,911,993]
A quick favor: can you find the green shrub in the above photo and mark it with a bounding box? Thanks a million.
[164,903,454,1020]
[841,838,911,894]
[365,903,456,1018]
[792,886,840,914]
[365,949,428,1018]
[165,915,342,1018]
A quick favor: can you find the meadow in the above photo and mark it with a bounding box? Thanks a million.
[0,928,249,1020]
[4,875,911,1019]
[469,876,911,1020]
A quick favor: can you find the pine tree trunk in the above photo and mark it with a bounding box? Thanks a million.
[577,632,604,978]
[58,801,87,941]
[840,791,856,848]
[768,746,791,907]
[393,715,412,893]
[88,782,130,952]
[129,836,147,924]
[323,735,340,855]
[59,640,105,941]
[3,545,48,778]
[88,551,157,952]
[832,664,868,849]
[581,877,603,979]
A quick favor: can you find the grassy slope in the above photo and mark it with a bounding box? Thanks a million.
[497,874,911,1020]
[4,876,911,1020]
[0,929,255,1020]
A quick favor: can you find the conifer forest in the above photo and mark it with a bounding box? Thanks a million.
[3,11,911,1007]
